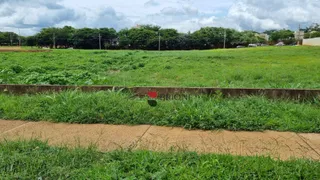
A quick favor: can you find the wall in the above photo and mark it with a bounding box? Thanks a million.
[303,37,320,46]
[0,84,319,100]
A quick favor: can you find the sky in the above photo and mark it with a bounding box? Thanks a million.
[0,0,320,35]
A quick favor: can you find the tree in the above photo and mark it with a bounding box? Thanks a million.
[305,23,320,33]
[118,28,130,48]
[35,27,59,47]
[176,33,191,50]
[158,29,179,50]
[263,30,277,35]
[99,28,117,49]
[0,32,19,46]
[140,25,161,31]
[56,26,75,48]
[25,36,37,47]
[269,29,294,43]
[73,28,100,49]
[118,27,158,50]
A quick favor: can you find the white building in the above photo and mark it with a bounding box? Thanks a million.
[255,33,269,41]
[295,31,304,40]
[303,37,320,46]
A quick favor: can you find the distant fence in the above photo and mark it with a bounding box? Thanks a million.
[303,37,320,46]
[0,84,319,100]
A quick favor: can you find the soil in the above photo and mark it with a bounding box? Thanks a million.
[0,120,319,161]
[0,47,51,52]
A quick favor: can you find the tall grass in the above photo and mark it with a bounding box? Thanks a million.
[0,46,319,88]
[0,91,319,132]
[0,140,319,179]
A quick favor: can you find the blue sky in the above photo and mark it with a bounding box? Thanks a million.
[0,0,319,35]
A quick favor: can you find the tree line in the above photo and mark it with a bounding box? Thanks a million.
[1,23,320,50]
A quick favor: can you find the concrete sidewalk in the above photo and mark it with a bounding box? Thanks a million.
[0,120,319,161]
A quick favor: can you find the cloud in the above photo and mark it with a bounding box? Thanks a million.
[137,5,230,33]
[86,7,133,30]
[144,0,160,7]
[0,0,80,35]
[0,4,15,17]
[1,0,320,35]
[228,0,320,31]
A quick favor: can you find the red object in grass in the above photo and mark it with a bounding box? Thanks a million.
[148,91,158,99]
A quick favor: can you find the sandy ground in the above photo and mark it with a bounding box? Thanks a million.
[0,120,319,161]
[0,47,50,52]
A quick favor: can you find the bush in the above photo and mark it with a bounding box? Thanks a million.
[138,63,145,68]
[10,65,24,73]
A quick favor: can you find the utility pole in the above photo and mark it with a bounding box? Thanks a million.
[10,33,13,46]
[18,28,21,46]
[158,32,161,51]
[99,33,102,50]
[298,24,301,45]
[53,33,56,49]
[223,29,226,49]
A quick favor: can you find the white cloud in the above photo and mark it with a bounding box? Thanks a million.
[0,0,80,35]
[1,0,320,35]
[144,0,160,7]
[228,0,320,31]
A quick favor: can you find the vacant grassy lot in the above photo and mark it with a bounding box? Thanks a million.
[0,140,319,179]
[0,91,319,133]
[0,46,319,88]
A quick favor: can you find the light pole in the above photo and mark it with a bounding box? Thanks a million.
[223,29,226,49]
[18,28,21,46]
[99,33,102,50]
[158,31,161,51]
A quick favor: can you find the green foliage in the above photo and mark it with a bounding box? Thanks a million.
[10,65,24,74]
[305,23,320,33]
[0,91,319,132]
[24,71,93,85]
[305,31,320,39]
[0,32,19,46]
[3,23,320,49]
[16,25,304,50]
[269,29,294,42]
[0,140,319,179]
[34,26,117,49]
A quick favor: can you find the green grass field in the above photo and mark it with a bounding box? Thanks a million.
[1,140,319,179]
[1,91,319,132]
[0,46,319,88]
[1,47,319,177]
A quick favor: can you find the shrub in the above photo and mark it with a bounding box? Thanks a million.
[10,65,24,73]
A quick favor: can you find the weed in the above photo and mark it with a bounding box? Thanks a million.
[138,63,145,68]
[0,91,319,132]
[0,47,319,88]
[0,140,319,179]
[10,65,24,73]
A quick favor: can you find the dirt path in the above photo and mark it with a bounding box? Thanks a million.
[0,120,319,161]
[0,47,50,52]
